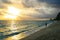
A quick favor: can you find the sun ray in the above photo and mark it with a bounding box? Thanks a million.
[4,6,21,20]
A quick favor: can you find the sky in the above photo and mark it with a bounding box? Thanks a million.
[0,0,60,20]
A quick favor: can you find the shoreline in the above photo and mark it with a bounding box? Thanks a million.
[0,20,53,40]
[20,21,60,40]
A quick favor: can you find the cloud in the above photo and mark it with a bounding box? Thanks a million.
[0,0,12,16]
[22,0,60,18]
[35,6,60,18]
[0,0,60,19]
[38,0,60,8]
[1,0,11,4]
[22,0,60,8]
[22,0,39,8]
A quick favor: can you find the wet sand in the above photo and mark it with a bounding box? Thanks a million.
[20,21,60,40]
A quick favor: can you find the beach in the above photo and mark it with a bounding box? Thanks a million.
[20,21,60,40]
[0,20,53,40]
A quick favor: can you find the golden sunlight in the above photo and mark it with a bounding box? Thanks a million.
[8,6,20,16]
[5,14,17,19]
[5,6,21,19]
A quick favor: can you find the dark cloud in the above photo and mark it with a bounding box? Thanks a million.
[22,0,60,8]
[38,0,60,8]
[0,0,12,8]
[35,8,60,18]
[38,0,60,4]
[22,0,60,18]
[1,0,11,4]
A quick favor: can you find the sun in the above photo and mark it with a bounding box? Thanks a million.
[8,6,20,16]
[5,6,21,19]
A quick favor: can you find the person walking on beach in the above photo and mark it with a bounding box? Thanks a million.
[45,23,47,27]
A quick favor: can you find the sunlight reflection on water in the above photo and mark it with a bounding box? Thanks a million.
[0,20,53,40]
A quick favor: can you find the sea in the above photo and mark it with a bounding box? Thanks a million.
[0,20,54,40]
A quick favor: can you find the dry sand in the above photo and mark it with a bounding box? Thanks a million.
[20,21,60,40]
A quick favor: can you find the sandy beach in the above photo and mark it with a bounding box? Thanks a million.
[20,21,60,40]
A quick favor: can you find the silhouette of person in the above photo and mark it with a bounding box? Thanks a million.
[45,23,47,26]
